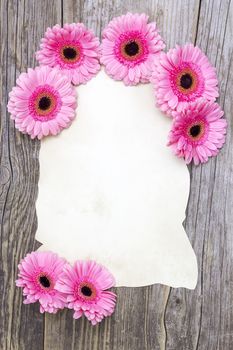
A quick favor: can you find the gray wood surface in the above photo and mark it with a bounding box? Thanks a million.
[0,0,232,349]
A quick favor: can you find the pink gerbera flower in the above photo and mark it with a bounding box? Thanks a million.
[7,66,76,139]
[16,251,67,313]
[168,100,227,165]
[56,260,116,325]
[101,13,165,85]
[36,23,100,85]
[152,43,219,115]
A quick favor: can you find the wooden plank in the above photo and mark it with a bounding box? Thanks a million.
[164,2,233,349]
[43,1,201,349]
[165,1,233,349]
[0,0,62,349]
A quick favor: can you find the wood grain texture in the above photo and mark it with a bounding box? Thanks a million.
[0,0,61,349]
[1,0,233,349]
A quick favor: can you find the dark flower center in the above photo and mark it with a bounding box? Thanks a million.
[81,285,93,297]
[190,124,201,138]
[63,47,77,60]
[180,73,193,89]
[38,96,51,111]
[124,41,140,57]
[39,275,51,288]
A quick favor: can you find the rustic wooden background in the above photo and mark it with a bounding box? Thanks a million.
[1,0,233,349]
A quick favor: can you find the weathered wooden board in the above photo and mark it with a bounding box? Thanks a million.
[0,1,61,349]
[1,0,233,349]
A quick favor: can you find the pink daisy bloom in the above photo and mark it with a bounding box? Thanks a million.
[7,66,76,139]
[168,100,227,165]
[101,13,165,85]
[56,260,116,325]
[36,23,101,85]
[16,251,67,313]
[152,43,219,115]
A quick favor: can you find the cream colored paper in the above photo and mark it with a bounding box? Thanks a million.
[36,69,197,289]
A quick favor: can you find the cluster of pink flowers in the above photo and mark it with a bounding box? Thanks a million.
[8,22,101,140]
[7,14,165,140]
[7,13,227,163]
[151,43,227,165]
[16,251,116,325]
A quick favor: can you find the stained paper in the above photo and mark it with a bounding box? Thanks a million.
[36,69,197,288]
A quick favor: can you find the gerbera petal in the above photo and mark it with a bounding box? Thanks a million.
[101,13,165,85]
[168,100,226,164]
[16,251,67,313]
[8,66,76,139]
[36,23,100,85]
[56,260,116,325]
[152,43,219,116]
